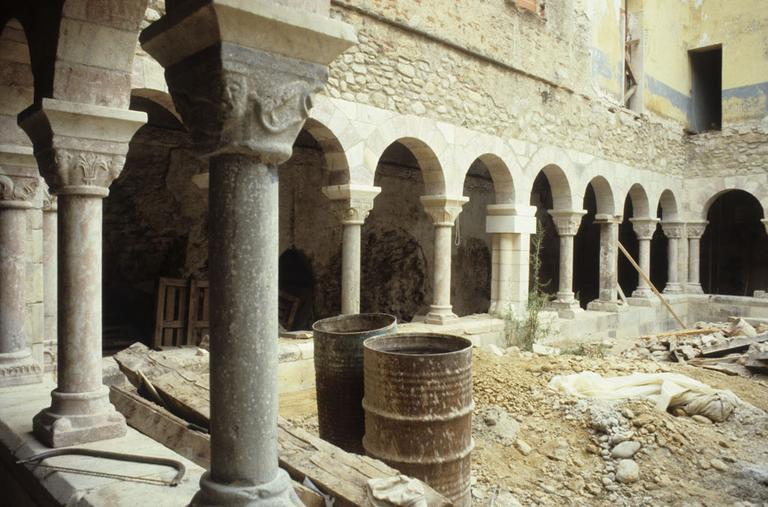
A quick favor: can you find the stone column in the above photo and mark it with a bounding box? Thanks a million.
[486,204,537,317]
[19,99,146,447]
[661,221,684,294]
[322,184,380,315]
[587,214,623,312]
[686,221,708,294]
[42,186,57,374]
[141,3,355,505]
[629,217,658,299]
[420,195,468,324]
[548,209,586,318]
[0,148,43,387]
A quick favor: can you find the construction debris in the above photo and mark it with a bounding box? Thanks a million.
[622,319,768,377]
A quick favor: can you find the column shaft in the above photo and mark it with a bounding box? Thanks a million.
[432,224,453,309]
[341,223,362,315]
[43,206,57,372]
[56,195,102,393]
[689,238,701,289]
[496,233,512,310]
[598,221,618,302]
[637,239,651,290]
[665,237,680,292]
[557,234,574,297]
[0,206,28,355]
[208,155,279,485]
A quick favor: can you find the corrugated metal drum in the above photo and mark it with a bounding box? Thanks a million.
[312,313,397,453]
[362,333,474,507]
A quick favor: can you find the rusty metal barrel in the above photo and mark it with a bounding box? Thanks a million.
[312,313,397,453]
[362,333,474,507]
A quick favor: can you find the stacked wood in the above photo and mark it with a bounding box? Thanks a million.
[113,343,451,507]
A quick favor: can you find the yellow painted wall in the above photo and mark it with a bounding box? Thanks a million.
[594,0,768,125]
[587,0,624,100]
[690,0,768,123]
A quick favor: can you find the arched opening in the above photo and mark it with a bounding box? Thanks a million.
[452,159,494,316]
[362,141,433,321]
[530,171,559,296]
[279,125,343,322]
[650,204,668,291]
[618,184,649,297]
[103,95,199,353]
[278,249,315,331]
[701,190,768,295]
[618,195,640,296]
[573,185,600,308]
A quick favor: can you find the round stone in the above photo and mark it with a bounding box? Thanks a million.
[616,459,640,484]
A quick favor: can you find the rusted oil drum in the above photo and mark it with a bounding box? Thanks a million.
[312,313,397,453]
[362,333,474,507]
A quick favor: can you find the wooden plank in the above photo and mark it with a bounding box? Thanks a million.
[113,343,451,507]
[654,327,720,338]
[154,278,190,348]
[700,333,768,357]
[109,385,325,507]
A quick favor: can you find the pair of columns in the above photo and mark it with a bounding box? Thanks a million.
[323,188,470,324]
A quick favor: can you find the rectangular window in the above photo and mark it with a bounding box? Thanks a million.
[689,46,722,133]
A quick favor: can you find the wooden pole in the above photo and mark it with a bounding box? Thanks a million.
[617,241,686,329]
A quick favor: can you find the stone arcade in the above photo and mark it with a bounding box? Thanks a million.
[1,0,767,505]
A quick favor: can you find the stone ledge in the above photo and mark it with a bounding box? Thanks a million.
[0,381,204,507]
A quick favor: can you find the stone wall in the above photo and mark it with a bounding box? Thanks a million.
[326,3,688,177]
[687,120,768,178]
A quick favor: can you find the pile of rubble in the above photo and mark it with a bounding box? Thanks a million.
[469,347,768,507]
[622,318,768,377]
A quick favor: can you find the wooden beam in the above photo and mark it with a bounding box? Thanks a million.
[617,241,686,329]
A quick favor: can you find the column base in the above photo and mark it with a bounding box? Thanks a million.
[687,284,704,294]
[419,305,459,325]
[0,349,43,387]
[663,284,683,295]
[586,300,628,313]
[548,298,583,319]
[626,296,654,307]
[33,386,126,448]
[631,288,653,299]
[191,467,302,507]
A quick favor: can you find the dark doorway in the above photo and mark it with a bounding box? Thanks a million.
[279,249,314,330]
[573,185,599,308]
[689,46,722,133]
[701,190,768,296]
[530,171,559,296]
[650,204,668,291]
[618,197,640,297]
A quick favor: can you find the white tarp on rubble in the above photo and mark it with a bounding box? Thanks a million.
[548,372,741,422]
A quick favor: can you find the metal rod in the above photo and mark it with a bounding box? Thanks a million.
[617,241,686,329]
[17,448,186,487]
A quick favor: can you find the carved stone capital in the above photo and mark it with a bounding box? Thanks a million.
[41,181,57,211]
[420,195,469,226]
[140,1,356,165]
[686,220,708,240]
[322,184,381,225]
[548,209,586,236]
[661,221,685,239]
[630,217,660,240]
[18,99,146,196]
[0,145,39,208]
